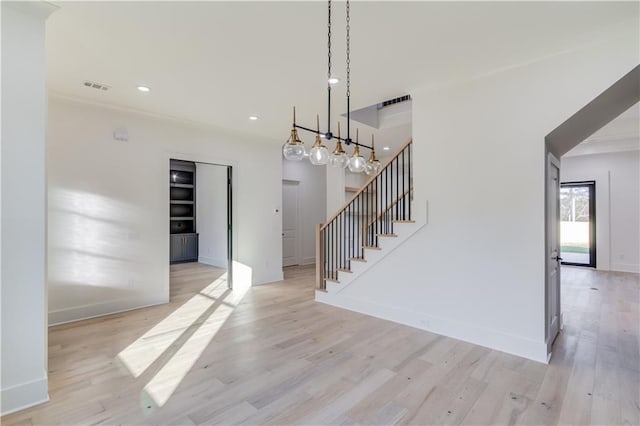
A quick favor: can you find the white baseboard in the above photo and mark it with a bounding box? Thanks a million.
[198,256,228,269]
[252,271,284,286]
[610,262,640,274]
[48,296,168,326]
[316,291,548,364]
[299,256,316,266]
[1,375,49,416]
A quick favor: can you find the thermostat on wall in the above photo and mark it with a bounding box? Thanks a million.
[113,128,129,142]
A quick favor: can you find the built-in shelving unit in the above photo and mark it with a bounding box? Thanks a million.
[170,160,198,263]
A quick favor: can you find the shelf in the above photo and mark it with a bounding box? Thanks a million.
[170,183,194,188]
[170,200,194,205]
[170,217,194,220]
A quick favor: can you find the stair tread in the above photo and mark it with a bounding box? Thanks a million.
[337,268,352,273]
[376,233,398,237]
[393,220,415,223]
[363,245,381,250]
[349,257,367,262]
[325,277,340,283]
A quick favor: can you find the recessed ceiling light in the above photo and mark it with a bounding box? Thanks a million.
[328,76,340,85]
[383,146,390,151]
[137,86,150,92]
[248,115,259,121]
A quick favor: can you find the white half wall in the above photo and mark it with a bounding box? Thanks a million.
[196,163,228,269]
[47,96,283,325]
[329,25,639,363]
[561,150,640,273]
[282,159,326,265]
[1,1,57,415]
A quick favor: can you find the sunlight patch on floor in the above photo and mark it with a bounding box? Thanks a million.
[117,274,228,378]
[143,274,251,407]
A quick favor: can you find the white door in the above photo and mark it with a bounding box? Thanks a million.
[547,155,562,350]
[282,181,300,267]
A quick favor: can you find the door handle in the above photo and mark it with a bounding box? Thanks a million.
[553,256,563,261]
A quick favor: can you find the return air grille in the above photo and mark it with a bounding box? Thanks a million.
[83,80,110,91]
[379,94,411,108]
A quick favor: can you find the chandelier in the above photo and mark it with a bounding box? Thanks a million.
[282,0,381,176]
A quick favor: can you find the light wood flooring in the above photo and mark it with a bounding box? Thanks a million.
[2,263,638,425]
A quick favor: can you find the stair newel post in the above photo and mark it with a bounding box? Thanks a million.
[408,142,412,220]
[360,193,364,255]
[316,223,324,290]
[365,187,369,246]
[402,148,406,221]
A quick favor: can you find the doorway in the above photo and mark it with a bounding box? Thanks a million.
[282,180,301,267]
[560,181,596,268]
[544,66,639,359]
[169,159,233,289]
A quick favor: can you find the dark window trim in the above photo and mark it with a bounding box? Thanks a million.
[560,181,596,268]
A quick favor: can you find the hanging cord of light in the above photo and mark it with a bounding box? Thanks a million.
[326,0,332,139]
[345,0,352,145]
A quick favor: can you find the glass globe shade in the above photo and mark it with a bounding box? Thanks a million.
[309,145,330,165]
[282,142,306,161]
[348,154,366,173]
[365,160,382,176]
[329,152,349,168]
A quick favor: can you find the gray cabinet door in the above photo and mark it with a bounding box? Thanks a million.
[170,235,185,262]
[183,234,198,261]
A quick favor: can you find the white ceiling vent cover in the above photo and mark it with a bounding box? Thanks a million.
[83,80,110,91]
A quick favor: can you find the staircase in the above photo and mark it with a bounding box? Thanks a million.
[315,140,426,298]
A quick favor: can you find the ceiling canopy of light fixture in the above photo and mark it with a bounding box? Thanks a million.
[282,0,380,174]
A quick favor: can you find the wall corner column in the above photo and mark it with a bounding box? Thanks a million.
[1,0,58,415]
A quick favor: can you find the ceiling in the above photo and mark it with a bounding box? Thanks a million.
[46,1,639,154]
[565,102,640,157]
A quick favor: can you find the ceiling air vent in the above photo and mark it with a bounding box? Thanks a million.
[83,80,110,91]
[378,94,411,108]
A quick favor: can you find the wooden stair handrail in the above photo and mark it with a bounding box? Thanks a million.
[321,139,413,231]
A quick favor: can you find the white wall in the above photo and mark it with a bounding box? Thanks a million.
[47,96,283,325]
[325,165,345,219]
[329,26,639,362]
[1,1,57,415]
[345,170,366,190]
[561,150,640,273]
[196,163,228,269]
[282,159,326,265]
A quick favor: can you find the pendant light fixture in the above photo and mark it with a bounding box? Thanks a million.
[282,107,306,161]
[309,115,330,165]
[348,129,366,173]
[283,0,377,173]
[365,135,382,176]
[329,122,349,168]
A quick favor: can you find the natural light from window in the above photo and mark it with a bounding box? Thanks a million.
[116,261,252,408]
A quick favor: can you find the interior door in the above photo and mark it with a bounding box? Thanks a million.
[282,180,300,267]
[547,156,561,349]
[226,166,233,289]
